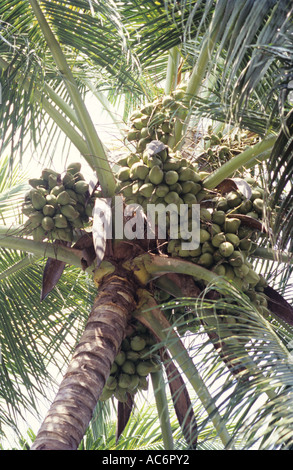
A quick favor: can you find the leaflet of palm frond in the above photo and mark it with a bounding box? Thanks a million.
[161,348,197,450]
[273,194,293,253]
[259,43,293,117]
[0,63,34,158]
[206,328,249,380]
[229,1,293,120]
[115,393,134,444]
[191,97,278,137]
[42,0,140,92]
[268,109,293,247]
[123,0,210,64]
[264,285,293,327]
[269,108,293,195]
[274,178,293,235]
[0,54,79,165]
[200,289,249,380]
[0,248,94,431]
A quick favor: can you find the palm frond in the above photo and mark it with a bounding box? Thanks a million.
[153,278,293,449]
[78,394,234,450]
[267,109,293,256]
[0,248,96,436]
[0,155,29,223]
[42,0,139,90]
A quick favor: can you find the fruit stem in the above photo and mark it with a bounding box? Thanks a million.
[134,289,234,449]
[168,21,219,150]
[164,47,180,96]
[151,370,174,450]
[0,229,84,268]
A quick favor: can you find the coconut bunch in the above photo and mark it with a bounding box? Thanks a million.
[198,126,261,171]
[99,324,160,403]
[126,84,187,152]
[166,176,266,283]
[116,140,270,328]
[154,177,270,332]
[153,264,269,336]
[22,163,95,242]
[115,141,266,298]
[166,180,270,318]
[115,141,204,216]
[115,143,267,294]
[155,277,269,336]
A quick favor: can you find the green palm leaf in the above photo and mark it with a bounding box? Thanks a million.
[155,280,293,449]
[0,248,95,434]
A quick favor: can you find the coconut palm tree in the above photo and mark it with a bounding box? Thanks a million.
[1,0,293,451]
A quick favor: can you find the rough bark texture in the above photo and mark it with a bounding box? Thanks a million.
[31,271,137,450]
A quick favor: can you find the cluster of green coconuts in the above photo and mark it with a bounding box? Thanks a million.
[203,127,244,161]
[126,84,186,152]
[22,163,95,242]
[200,125,262,172]
[115,128,270,333]
[99,323,159,403]
[113,92,272,355]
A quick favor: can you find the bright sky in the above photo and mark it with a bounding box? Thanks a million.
[22,90,127,182]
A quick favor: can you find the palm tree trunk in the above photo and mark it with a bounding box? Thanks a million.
[31,270,137,450]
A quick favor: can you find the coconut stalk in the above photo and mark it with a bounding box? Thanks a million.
[168,18,220,150]
[31,270,137,450]
[164,47,180,96]
[123,253,230,288]
[134,289,234,449]
[151,370,174,450]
